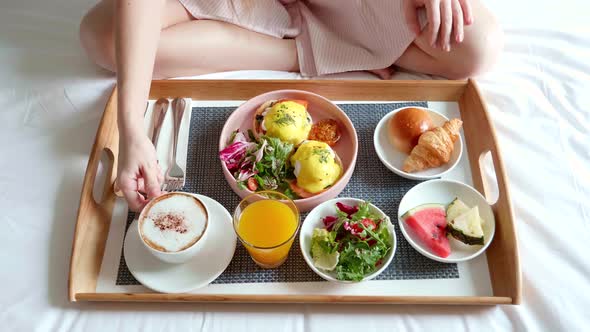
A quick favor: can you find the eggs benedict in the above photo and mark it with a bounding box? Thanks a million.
[254,99,312,146]
[289,140,342,197]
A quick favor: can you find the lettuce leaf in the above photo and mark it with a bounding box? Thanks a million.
[311,228,339,271]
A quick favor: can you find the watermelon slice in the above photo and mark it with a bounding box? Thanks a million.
[402,204,451,258]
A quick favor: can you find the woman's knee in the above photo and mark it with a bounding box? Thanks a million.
[445,8,504,79]
[79,2,116,72]
[454,21,503,78]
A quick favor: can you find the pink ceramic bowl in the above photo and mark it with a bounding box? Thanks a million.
[218,90,358,212]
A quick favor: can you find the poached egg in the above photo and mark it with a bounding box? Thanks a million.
[260,100,312,146]
[290,140,342,194]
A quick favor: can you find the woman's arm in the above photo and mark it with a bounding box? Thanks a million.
[116,0,165,211]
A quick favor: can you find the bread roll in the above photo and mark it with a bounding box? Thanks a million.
[387,108,433,154]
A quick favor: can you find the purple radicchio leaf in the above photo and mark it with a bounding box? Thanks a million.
[219,141,255,172]
[322,215,338,231]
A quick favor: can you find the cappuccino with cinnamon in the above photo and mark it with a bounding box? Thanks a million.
[139,193,208,258]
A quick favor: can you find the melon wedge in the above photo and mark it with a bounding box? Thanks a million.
[447,206,485,245]
[446,197,470,224]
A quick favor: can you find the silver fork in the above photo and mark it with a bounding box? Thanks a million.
[163,97,186,191]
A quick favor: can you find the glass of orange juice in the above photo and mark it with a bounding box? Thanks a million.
[233,191,300,268]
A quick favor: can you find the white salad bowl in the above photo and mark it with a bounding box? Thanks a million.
[300,198,397,283]
[398,179,496,263]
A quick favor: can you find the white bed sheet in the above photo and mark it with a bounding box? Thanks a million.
[0,0,589,331]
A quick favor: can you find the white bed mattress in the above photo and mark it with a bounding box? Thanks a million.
[1,0,589,331]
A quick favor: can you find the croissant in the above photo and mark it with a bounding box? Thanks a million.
[402,119,463,173]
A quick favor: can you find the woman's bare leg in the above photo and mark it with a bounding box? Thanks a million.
[394,0,503,79]
[80,0,299,79]
[154,19,299,78]
[80,0,501,82]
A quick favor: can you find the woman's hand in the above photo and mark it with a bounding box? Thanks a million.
[117,130,163,211]
[404,0,473,51]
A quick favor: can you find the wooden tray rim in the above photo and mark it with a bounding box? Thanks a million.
[68,79,521,305]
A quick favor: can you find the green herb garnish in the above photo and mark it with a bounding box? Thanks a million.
[312,147,330,163]
[273,113,296,126]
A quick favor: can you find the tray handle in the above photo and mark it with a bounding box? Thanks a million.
[459,79,521,304]
[68,87,120,301]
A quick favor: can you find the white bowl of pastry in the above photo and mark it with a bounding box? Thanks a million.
[373,106,463,180]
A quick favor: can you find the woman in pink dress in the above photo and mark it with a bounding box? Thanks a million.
[79,0,502,210]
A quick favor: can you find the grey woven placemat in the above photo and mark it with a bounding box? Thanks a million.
[116,102,459,285]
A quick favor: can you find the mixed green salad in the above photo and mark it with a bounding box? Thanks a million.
[310,201,393,281]
[219,130,297,199]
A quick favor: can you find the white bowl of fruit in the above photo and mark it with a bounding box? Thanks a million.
[398,179,495,263]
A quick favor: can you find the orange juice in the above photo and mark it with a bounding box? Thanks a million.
[238,199,298,267]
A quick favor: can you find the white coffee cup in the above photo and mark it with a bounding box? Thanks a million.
[137,192,209,264]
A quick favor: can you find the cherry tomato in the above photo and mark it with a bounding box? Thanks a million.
[247,177,258,191]
[349,218,377,239]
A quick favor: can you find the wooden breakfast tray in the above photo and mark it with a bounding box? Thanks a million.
[68,79,521,305]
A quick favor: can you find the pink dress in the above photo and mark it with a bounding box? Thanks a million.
[177,0,420,77]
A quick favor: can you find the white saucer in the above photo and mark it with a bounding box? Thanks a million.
[397,179,495,263]
[373,106,463,180]
[123,194,236,293]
